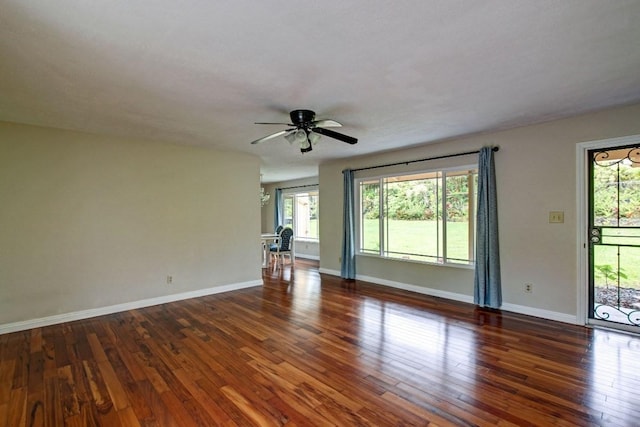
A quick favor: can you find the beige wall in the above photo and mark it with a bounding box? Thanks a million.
[319,103,640,321]
[260,182,278,234]
[0,122,262,326]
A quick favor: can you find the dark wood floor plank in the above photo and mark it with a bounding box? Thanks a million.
[264,393,319,427]
[395,380,503,427]
[81,359,114,416]
[219,385,280,427]
[195,376,254,425]
[382,390,470,426]
[172,368,234,424]
[5,387,27,427]
[0,359,15,407]
[130,379,170,427]
[249,369,336,427]
[9,332,30,393]
[43,376,64,427]
[114,342,148,384]
[3,259,640,425]
[58,365,81,420]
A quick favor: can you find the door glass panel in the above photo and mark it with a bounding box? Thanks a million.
[590,145,640,328]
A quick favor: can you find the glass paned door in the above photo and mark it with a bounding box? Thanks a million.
[589,145,640,328]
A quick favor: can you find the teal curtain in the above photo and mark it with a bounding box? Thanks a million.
[474,147,501,308]
[341,169,356,279]
[274,188,283,232]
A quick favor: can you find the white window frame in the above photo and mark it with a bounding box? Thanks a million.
[355,164,477,267]
[282,188,319,242]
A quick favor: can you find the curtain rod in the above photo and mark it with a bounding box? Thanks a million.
[348,146,499,173]
[277,183,318,191]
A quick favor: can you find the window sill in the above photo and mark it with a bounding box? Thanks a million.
[295,238,319,243]
[356,252,474,270]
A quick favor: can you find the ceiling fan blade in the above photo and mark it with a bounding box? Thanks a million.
[254,122,294,126]
[311,119,342,128]
[312,127,358,145]
[250,130,290,145]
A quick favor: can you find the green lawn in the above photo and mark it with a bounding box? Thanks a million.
[593,244,640,288]
[361,219,640,285]
[362,219,471,264]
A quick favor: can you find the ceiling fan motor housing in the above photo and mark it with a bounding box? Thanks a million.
[290,109,316,127]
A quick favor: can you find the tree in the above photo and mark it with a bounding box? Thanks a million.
[594,264,628,289]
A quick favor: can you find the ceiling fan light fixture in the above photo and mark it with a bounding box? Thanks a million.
[299,137,311,150]
[308,130,321,145]
[294,129,307,143]
[284,132,296,144]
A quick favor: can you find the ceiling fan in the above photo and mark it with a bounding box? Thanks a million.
[250,109,358,153]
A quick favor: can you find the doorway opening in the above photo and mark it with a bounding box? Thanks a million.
[586,141,640,331]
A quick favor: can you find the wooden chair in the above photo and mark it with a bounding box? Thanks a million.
[270,228,294,266]
[269,225,284,251]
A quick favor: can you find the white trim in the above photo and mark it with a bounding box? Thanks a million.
[319,269,576,324]
[354,166,478,266]
[281,185,318,195]
[295,238,319,243]
[0,280,263,335]
[319,267,341,276]
[281,189,319,243]
[500,303,577,325]
[296,254,320,261]
[576,142,588,326]
[589,320,640,335]
[576,134,640,328]
[355,273,474,304]
[356,252,474,270]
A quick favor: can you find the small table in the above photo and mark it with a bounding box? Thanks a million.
[260,233,280,268]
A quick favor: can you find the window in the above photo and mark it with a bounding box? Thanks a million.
[357,167,477,266]
[283,190,319,240]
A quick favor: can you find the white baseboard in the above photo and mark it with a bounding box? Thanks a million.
[296,254,319,261]
[318,269,578,325]
[500,303,577,324]
[0,280,263,335]
[356,273,475,304]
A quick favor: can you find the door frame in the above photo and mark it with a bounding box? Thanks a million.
[576,134,640,328]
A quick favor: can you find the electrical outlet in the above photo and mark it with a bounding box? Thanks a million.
[549,211,564,223]
[525,283,533,293]
[167,275,173,284]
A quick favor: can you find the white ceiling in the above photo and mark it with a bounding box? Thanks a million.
[2,1,640,183]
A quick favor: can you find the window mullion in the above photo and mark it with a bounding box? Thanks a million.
[292,194,296,237]
[436,175,440,262]
[468,171,475,262]
[379,178,385,257]
[441,172,447,263]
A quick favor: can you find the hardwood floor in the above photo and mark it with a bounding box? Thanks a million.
[1,259,640,426]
